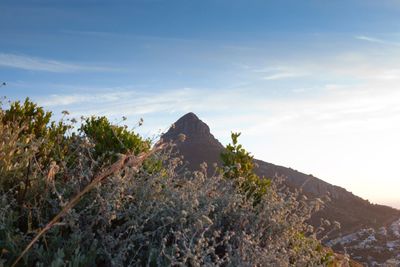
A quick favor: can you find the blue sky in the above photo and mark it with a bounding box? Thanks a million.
[1,0,400,208]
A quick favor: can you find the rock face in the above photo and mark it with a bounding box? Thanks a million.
[162,112,224,173]
[162,112,400,266]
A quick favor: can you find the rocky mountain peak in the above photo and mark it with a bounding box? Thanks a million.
[163,112,211,140]
[162,112,224,173]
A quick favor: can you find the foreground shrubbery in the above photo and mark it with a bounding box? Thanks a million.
[1,98,333,266]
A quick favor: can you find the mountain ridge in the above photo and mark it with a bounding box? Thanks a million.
[163,112,397,209]
[162,112,400,265]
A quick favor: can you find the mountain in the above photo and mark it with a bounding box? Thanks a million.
[162,112,224,174]
[162,112,400,266]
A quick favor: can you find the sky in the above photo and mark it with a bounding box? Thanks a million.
[1,0,400,208]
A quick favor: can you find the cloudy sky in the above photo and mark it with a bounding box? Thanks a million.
[1,0,400,208]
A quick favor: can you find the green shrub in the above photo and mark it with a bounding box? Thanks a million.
[2,98,71,163]
[0,98,72,209]
[221,132,270,204]
[79,116,165,174]
[80,116,150,161]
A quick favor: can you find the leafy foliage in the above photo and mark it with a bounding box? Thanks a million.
[0,98,72,212]
[221,132,270,204]
[2,98,71,162]
[80,116,150,160]
[79,116,164,174]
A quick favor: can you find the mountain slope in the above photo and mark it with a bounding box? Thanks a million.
[162,112,400,265]
[254,160,398,234]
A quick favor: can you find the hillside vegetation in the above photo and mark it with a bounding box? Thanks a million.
[1,98,346,266]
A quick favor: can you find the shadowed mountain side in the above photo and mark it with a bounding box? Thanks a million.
[254,160,399,235]
[162,112,400,239]
[162,112,224,174]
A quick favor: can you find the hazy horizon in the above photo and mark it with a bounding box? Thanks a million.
[1,0,400,209]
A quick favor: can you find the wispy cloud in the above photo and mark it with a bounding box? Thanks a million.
[0,53,119,73]
[262,71,305,80]
[36,88,203,117]
[36,83,400,135]
[254,67,307,80]
[39,91,137,107]
[355,35,400,46]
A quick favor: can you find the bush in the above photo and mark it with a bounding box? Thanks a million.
[2,98,71,162]
[80,116,164,175]
[80,116,150,161]
[221,132,270,204]
[0,98,72,213]
[0,99,331,266]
